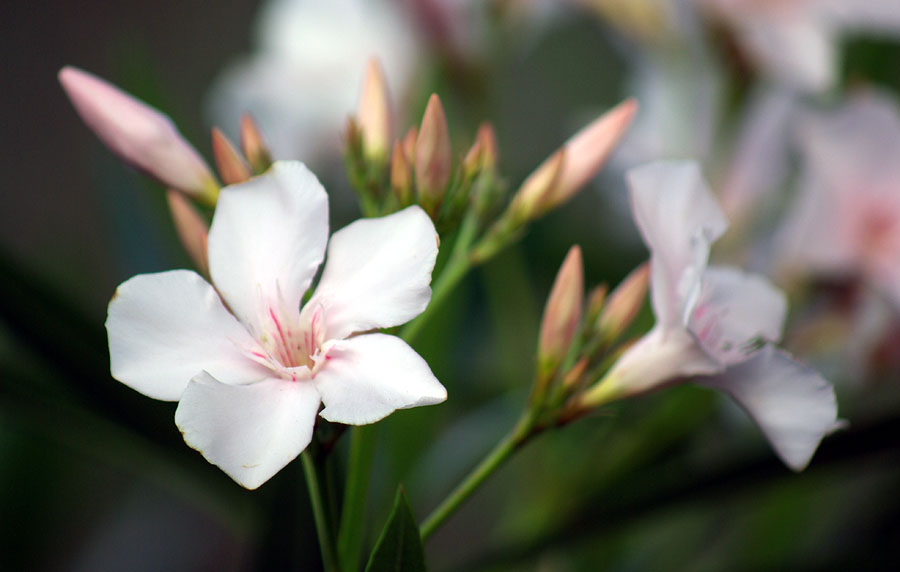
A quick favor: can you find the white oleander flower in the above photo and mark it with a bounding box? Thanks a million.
[107,161,446,488]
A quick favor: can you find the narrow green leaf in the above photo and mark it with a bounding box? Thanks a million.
[364,487,427,572]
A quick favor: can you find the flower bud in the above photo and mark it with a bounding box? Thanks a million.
[166,189,209,276]
[585,284,609,326]
[463,123,498,178]
[415,94,452,215]
[597,262,649,344]
[538,246,584,374]
[510,98,637,222]
[211,128,251,185]
[401,126,418,163]
[356,58,394,165]
[391,141,414,207]
[240,114,273,174]
[58,66,218,203]
[508,150,565,223]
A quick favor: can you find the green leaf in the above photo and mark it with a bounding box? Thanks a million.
[364,487,427,572]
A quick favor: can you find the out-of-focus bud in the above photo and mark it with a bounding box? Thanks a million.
[211,128,251,185]
[401,126,418,163]
[597,263,649,344]
[510,99,637,222]
[538,246,584,375]
[562,357,590,392]
[58,66,218,204]
[463,123,498,178]
[391,141,414,207]
[240,114,273,174]
[166,189,209,277]
[356,58,394,165]
[585,283,609,326]
[415,94,452,215]
[509,150,565,222]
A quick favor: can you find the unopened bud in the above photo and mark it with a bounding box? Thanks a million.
[585,284,609,325]
[556,98,636,202]
[562,357,590,392]
[415,94,452,214]
[58,66,218,204]
[597,262,649,344]
[509,149,565,223]
[211,128,251,185]
[356,58,393,165]
[391,141,414,207]
[401,127,418,163]
[511,98,637,222]
[166,189,209,276]
[539,246,584,373]
[463,123,498,178]
[240,114,273,174]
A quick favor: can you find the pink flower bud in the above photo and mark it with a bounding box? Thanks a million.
[240,114,273,174]
[211,128,251,186]
[59,66,217,202]
[539,246,584,372]
[415,94,452,214]
[597,263,650,344]
[510,98,637,222]
[356,58,394,165]
[391,141,414,207]
[166,190,209,276]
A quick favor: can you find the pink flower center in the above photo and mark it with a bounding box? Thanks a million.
[249,303,327,381]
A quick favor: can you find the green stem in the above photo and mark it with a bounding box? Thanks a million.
[302,451,339,572]
[419,412,536,540]
[336,425,377,572]
[401,211,479,344]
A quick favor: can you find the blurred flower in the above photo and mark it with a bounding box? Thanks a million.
[207,0,419,164]
[777,91,900,306]
[583,161,837,470]
[106,161,446,489]
[698,0,900,92]
[59,66,219,203]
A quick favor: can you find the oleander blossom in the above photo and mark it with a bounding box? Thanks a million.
[106,161,446,489]
[588,161,837,470]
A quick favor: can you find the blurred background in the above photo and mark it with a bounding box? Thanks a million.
[2,0,900,570]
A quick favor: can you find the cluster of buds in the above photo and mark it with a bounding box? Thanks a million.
[528,248,650,430]
[344,60,502,232]
[524,162,838,471]
[58,66,277,275]
[345,59,637,255]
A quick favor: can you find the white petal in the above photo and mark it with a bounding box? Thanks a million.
[314,334,446,425]
[699,346,838,471]
[627,161,728,330]
[740,14,835,92]
[175,372,321,489]
[208,161,329,329]
[601,326,723,398]
[689,266,787,366]
[106,270,269,401]
[303,206,437,340]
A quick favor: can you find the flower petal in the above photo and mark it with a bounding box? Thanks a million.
[314,334,446,425]
[698,346,838,471]
[627,161,728,330]
[690,266,787,366]
[106,270,269,401]
[175,372,321,489]
[58,66,216,196]
[208,161,329,329]
[303,206,437,340]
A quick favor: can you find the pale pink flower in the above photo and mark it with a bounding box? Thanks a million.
[778,92,900,306]
[586,161,837,470]
[698,0,900,92]
[107,161,446,489]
